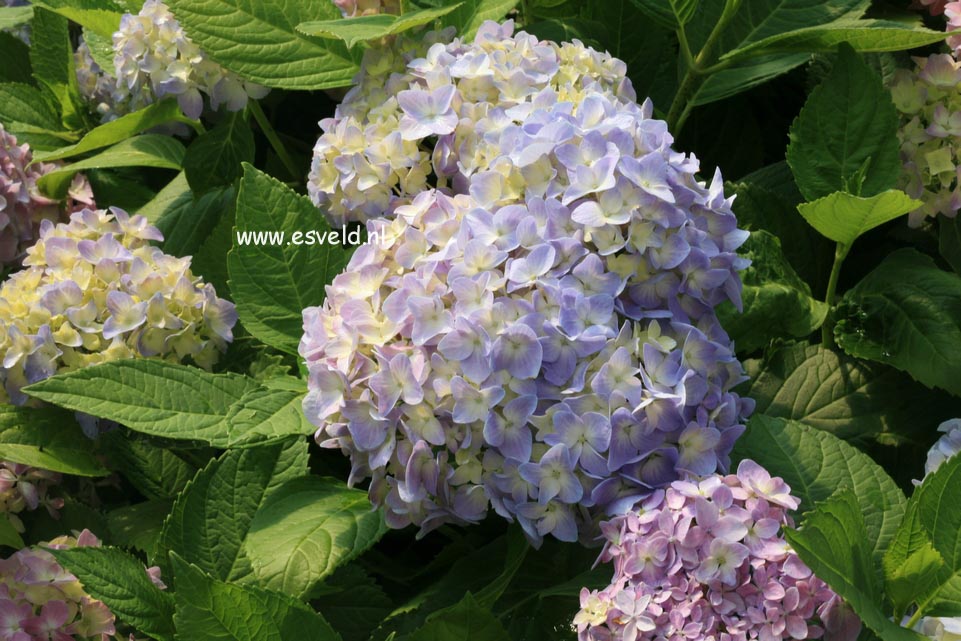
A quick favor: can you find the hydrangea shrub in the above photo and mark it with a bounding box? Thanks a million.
[574,461,860,641]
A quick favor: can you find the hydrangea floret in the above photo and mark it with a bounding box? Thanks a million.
[301,22,752,544]
[890,54,961,226]
[333,0,400,17]
[573,460,861,641]
[0,529,165,641]
[75,39,130,123]
[1,124,95,269]
[1,462,63,534]
[0,206,237,405]
[112,0,268,119]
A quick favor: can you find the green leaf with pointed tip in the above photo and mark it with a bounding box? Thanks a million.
[165,0,359,90]
[82,27,115,70]
[409,593,509,641]
[24,360,259,445]
[443,0,518,39]
[731,415,905,563]
[225,378,315,447]
[51,546,176,641]
[38,134,186,198]
[155,185,235,259]
[171,555,341,641]
[100,431,197,501]
[245,476,387,598]
[0,405,108,476]
[797,190,919,246]
[107,499,172,561]
[625,0,697,29]
[36,99,196,163]
[29,0,124,38]
[227,165,349,355]
[785,489,925,641]
[183,110,254,194]
[160,439,308,583]
[884,502,947,617]
[722,19,951,63]
[717,231,828,352]
[787,43,901,201]
[297,5,460,48]
[835,249,961,398]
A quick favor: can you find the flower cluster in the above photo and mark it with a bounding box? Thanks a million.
[0,206,236,405]
[890,54,961,226]
[0,529,165,641]
[308,20,637,223]
[302,168,750,541]
[75,39,130,123]
[573,460,861,641]
[1,125,95,270]
[332,0,400,17]
[113,0,268,120]
[1,462,63,534]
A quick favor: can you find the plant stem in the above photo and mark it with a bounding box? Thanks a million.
[821,242,849,347]
[248,100,301,181]
[665,0,742,135]
[905,608,924,631]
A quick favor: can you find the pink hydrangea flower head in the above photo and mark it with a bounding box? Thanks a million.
[575,463,862,641]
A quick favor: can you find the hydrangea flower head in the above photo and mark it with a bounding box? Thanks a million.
[922,418,961,478]
[0,529,165,641]
[890,54,961,226]
[1,124,95,269]
[0,206,236,405]
[112,0,268,119]
[308,20,638,223]
[574,461,862,641]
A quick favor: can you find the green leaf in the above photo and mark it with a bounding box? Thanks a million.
[785,489,924,641]
[137,171,190,223]
[165,0,359,90]
[24,360,260,446]
[730,415,905,562]
[0,405,108,476]
[0,5,33,30]
[107,499,173,560]
[786,43,900,201]
[183,111,255,194]
[912,454,961,617]
[723,19,951,63]
[0,82,71,150]
[160,439,308,583]
[741,343,954,446]
[797,190,919,246]
[717,231,828,352]
[51,546,176,641]
[228,165,349,355]
[171,555,341,641]
[82,27,116,71]
[443,0,519,39]
[38,134,186,198]
[940,215,961,275]
[627,0,696,29]
[835,249,961,397]
[224,378,316,447]
[297,5,460,48]
[0,32,32,85]
[87,168,158,211]
[100,431,198,500]
[0,517,25,550]
[155,184,235,258]
[313,566,392,641]
[36,99,196,163]
[883,502,947,617]
[245,476,387,598]
[29,8,86,131]
[29,0,125,39]
[409,593,509,641]
[686,0,870,106]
